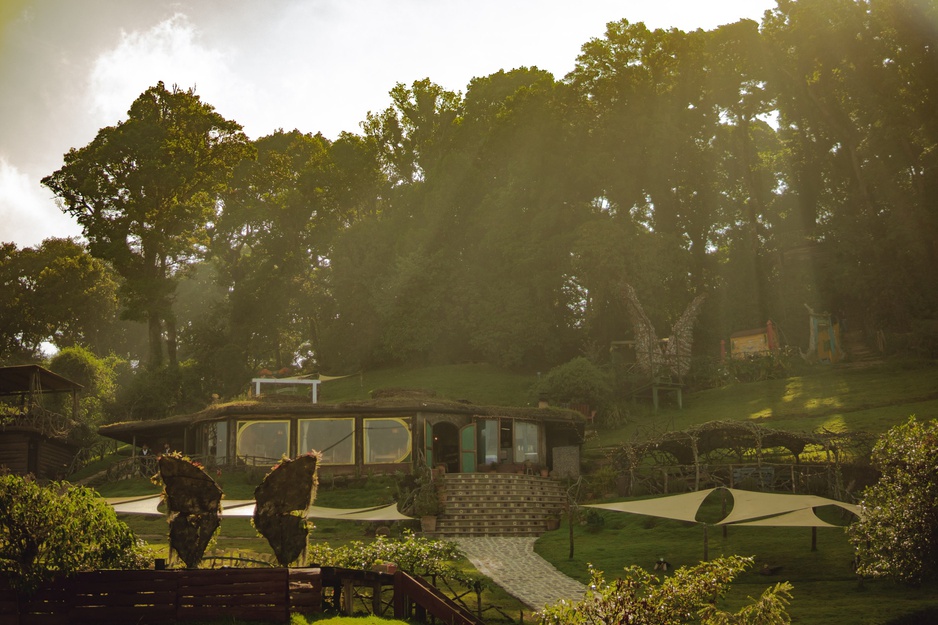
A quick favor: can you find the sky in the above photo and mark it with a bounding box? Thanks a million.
[0,0,778,248]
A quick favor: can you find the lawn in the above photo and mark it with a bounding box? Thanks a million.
[91,359,938,624]
[588,360,938,451]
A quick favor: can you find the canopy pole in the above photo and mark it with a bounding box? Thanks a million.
[722,490,728,538]
[811,526,818,551]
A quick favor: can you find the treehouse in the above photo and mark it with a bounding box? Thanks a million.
[98,387,586,478]
[0,365,84,479]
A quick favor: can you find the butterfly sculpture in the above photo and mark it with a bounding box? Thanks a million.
[158,454,222,568]
[622,284,706,380]
[252,453,319,566]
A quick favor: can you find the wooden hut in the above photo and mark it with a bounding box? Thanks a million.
[0,365,83,479]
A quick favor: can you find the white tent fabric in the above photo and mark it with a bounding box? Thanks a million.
[585,487,859,527]
[107,495,164,517]
[717,488,860,525]
[106,496,412,521]
[586,488,717,523]
[727,506,837,528]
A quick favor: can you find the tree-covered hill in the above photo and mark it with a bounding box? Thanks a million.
[1,0,935,424]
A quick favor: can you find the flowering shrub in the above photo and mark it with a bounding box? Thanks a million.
[537,556,793,625]
[307,530,470,581]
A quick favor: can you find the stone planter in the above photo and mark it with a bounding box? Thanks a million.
[421,515,438,533]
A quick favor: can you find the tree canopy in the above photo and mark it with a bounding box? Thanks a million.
[15,0,935,404]
[42,82,253,370]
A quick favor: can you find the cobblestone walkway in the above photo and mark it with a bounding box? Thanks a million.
[453,537,587,611]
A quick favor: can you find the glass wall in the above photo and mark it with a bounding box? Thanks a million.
[236,420,290,465]
[363,417,412,464]
[299,418,355,465]
[476,418,541,465]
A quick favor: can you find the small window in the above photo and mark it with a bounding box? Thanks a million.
[364,417,412,464]
[299,418,355,465]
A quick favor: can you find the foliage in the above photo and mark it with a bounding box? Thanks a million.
[111,359,210,421]
[848,416,938,584]
[723,352,793,384]
[42,82,253,370]
[398,466,441,517]
[25,1,938,404]
[537,556,792,625]
[47,346,122,425]
[539,357,611,406]
[0,238,124,363]
[306,531,473,583]
[0,473,151,593]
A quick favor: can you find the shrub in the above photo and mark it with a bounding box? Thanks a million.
[537,556,792,625]
[0,474,151,593]
[539,357,611,406]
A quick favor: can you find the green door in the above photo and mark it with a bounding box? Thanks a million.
[459,423,477,473]
[424,420,433,468]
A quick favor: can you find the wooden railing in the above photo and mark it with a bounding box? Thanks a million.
[393,570,487,625]
[0,566,483,625]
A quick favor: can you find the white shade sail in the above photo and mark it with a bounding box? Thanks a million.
[585,487,859,527]
[106,496,412,521]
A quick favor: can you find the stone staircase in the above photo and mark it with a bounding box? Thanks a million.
[433,473,568,537]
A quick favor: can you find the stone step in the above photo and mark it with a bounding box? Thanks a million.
[428,473,568,537]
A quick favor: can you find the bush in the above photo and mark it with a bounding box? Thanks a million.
[539,357,611,406]
[0,474,151,593]
[537,556,793,625]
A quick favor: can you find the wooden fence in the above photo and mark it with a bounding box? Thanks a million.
[0,566,483,625]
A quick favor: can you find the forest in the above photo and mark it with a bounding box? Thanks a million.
[2,0,936,420]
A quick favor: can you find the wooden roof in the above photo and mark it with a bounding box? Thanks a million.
[0,365,83,396]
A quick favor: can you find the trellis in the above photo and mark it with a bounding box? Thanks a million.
[610,420,877,499]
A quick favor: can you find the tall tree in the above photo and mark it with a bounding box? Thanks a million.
[42,82,252,370]
[0,239,124,363]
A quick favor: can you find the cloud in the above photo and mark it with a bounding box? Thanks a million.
[86,13,258,131]
[0,156,81,247]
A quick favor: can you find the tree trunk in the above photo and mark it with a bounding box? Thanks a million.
[165,313,178,368]
[147,314,163,370]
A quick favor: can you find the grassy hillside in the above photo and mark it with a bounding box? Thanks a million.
[588,360,938,450]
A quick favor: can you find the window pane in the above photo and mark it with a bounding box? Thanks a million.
[513,421,539,463]
[299,419,355,465]
[236,420,290,465]
[478,420,498,464]
[364,418,411,464]
[208,421,228,465]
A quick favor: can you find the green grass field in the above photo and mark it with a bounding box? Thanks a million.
[93,359,938,624]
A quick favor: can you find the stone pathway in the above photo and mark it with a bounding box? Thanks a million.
[453,537,586,611]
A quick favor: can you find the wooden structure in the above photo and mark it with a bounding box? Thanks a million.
[0,566,483,625]
[0,365,82,479]
[98,393,585,479]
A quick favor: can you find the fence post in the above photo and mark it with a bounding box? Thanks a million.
[393,571,407,619]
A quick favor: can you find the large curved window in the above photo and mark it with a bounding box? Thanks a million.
[364,417,411,464]
[299,418,355,465]
[236,420,290,465]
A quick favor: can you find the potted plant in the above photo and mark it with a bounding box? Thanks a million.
[413,480,442,532]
